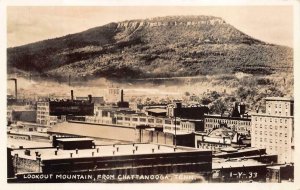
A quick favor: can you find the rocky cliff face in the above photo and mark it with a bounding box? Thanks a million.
[7,16,292,80]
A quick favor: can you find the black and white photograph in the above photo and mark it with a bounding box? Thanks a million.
[2,0,299,186]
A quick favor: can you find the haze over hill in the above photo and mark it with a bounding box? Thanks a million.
[7,15,293,81]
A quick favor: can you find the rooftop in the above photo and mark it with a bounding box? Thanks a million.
[11,143,204,161]
[212,158,266,169]
[265,97,293,102]
[214,147,265,156]
[56,138,94,142]
[147,108,167,113]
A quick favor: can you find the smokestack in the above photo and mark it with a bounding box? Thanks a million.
[14,79,17,100]
[71,90,74,100]
[88,95,92,103]
[121,89,124,102]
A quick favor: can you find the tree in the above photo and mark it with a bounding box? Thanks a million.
[200,96,212,105]
[209,99,227,114]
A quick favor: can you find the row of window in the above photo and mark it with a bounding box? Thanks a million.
[254,124,288,130]
[117,116,181,125]
[37,102,49,106]
[267,102,290,109]
[205,118,250,125]
[254,117,288,123]
[254,130,288,138]
[254,137,288,144]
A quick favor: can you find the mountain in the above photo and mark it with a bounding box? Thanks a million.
[7,15,293,80]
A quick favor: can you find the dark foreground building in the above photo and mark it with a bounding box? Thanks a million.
[8,137,212,183]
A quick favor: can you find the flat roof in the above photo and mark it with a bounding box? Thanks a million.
[56,138,94,142]
[214,147,265,156]
[7,138,52,149]
[11,143,206,161]
[147,108,167,113]
[8,130,50,137]
[250,112,293,118]
[265,97,293,101]
[212,158,266,169]
[267,164,293,170]
[204,114,251,120]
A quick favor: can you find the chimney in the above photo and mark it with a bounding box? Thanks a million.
[152,148,155,153]
[54,150,58,155]
[116,147,119,152]
[70,153,73,158]
[88,95,92,103]
[96,148,99,153]
[135,146,138,151]
[71,90,74,101]
[75,149,78,154]
[14,79,17,100]
[121,89,124,102]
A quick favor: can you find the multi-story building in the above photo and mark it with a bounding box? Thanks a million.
[204,115,251,135]
[115,112,203,133]
[106,85,121,103]
[9,137,212,182]
[204,102,251,135]
[251,97,294,164]
[37,91,94,126]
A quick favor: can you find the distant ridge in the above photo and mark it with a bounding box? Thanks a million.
[7,15,293,80]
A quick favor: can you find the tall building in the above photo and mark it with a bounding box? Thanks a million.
[37,91,94,126]
[251,97,294,164]
[106,85,120,103]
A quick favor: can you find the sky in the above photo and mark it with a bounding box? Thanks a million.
[7,6,293,47]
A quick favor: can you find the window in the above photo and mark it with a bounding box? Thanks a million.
[140,118,147,122]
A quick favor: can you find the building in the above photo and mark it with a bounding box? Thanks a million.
[204,102,251,135]
[251,97,294,164]
[106,85,120,103]
[266,164,294,183]
[212,158,268,182]
[167,102,209,119]
[76,96,105,105]
[194,126,247,152]
[9,137,212,182]
[7,107,37,123]
[36,90,94,126]
[204,115,251,135]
